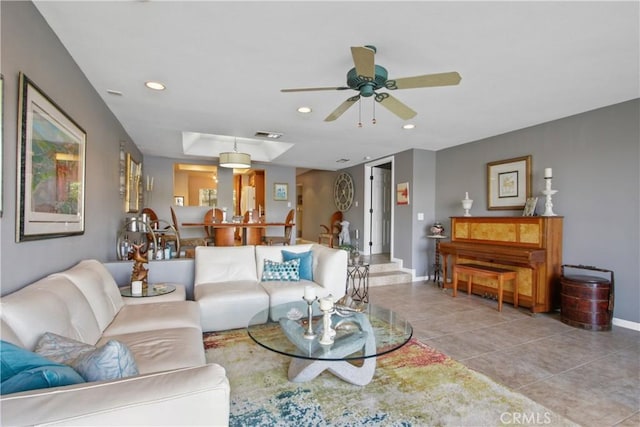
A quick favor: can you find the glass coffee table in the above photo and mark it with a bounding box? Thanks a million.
[247,301,412,385]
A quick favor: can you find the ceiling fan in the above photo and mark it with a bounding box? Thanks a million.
[281,45,461,122]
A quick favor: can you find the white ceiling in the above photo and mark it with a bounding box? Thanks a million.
[34,1,639,171]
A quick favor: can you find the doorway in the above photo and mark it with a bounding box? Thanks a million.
[363,156,393,258]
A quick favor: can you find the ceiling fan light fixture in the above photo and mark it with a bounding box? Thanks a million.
[144,81,166,91]
[219,139,251,168]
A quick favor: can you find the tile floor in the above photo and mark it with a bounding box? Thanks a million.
[369,280,640,427]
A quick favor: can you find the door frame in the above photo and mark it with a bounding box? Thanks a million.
[363,156,394,259]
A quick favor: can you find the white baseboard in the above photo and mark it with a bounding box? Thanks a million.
[612,317,640,331]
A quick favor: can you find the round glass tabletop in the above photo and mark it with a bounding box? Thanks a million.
[247,301,412,362]
[119,283,176,297]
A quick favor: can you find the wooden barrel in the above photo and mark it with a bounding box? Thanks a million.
[560,265,614,331]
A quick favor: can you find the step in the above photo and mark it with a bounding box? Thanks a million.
[368,261,402,274]
[368,270,413,287]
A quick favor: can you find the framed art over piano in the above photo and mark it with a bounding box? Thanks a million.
[487,155,531,210]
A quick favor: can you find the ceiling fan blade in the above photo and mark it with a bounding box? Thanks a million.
[351,46,375,80]
[385,71,462,90]
[281,86,349,93]
[375,93,417,120]
[324,95,360,122]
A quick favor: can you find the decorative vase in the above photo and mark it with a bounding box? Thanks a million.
[462,193,473,217]
[430,222,444,236]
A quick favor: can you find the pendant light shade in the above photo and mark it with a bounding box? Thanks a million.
[219,139,251,168]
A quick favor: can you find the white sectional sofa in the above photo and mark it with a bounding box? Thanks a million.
[195,243,348,332]
[0,259,230,426]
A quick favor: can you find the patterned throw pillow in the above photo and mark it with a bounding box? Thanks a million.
[35,333,138,382]
[72,340,139,382]
[35,332,95,365]
[282,250,313,281]
[262,258,300,281]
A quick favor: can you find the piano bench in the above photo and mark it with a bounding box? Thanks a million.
[452,263,518,312]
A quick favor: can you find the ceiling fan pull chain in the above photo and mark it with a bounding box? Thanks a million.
[358,98,363,128]
[372,99,377,124]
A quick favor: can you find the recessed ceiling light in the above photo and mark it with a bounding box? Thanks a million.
[336,158,349,163]
[297,106,312,114]
[402,123,416,130]
[145,81,166,91]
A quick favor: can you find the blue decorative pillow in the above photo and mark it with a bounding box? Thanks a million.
[35,332,95,365]
[72,340,139,382]
[262,258,300,281]
[282,250,313,281]
[1,340,85,395]
[35,333,139,382]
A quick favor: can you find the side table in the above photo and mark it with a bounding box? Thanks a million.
[346,263,370,303]
[119,283,186,305]
[427,235,448,286]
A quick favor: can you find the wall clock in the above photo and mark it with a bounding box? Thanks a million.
[334,172,354,212]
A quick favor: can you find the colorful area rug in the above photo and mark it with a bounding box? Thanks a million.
[204,327,576,427]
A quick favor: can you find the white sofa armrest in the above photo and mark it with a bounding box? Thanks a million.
[0,364,230,426]
[312,244,348,299]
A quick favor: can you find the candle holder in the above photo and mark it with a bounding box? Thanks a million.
[462,196,474,217]
[318,305,336,345]
[542,177,558,216]
[302,296,318,339]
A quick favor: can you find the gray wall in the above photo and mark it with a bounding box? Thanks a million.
[436,99,640,323]
[1,1,140,295]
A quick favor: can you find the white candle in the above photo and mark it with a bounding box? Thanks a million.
[131,280,143,296]
[465,192,469,200]
[304,285,316,301]
[544,168,552,178]
[319,297,333,311]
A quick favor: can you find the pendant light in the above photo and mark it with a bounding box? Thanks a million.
[219,139,251,168]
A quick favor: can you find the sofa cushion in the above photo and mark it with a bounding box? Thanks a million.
[195,281,269,332]
[282,250,313,281]
[194,246,258,285]
[99,327,206,374]
[261,258,300,281]
[103,301,201,337]
[52,260,124,332]
[1,340,85,395]
[0,280,86,351]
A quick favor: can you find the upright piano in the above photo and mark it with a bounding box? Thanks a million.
[440,216,563,313]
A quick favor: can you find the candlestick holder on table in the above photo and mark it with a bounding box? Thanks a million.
[318,297,336,345]
[542,170,558,216]
[302,296,318,339]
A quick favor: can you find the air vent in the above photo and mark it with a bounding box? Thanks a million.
[255,131,283,139]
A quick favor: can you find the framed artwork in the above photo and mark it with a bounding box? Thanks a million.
[397,182,410,205]
[274,183,288,201]
[174,196,184,206]
[16,73,86,241]
[125,153,141,213]
[487,155,531,210]
[522,197,538,216]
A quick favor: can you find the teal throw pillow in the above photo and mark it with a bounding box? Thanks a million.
[0,340,85,395]
[282,250,313,281]
[72,340,139,382]
[262,258,300,281]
